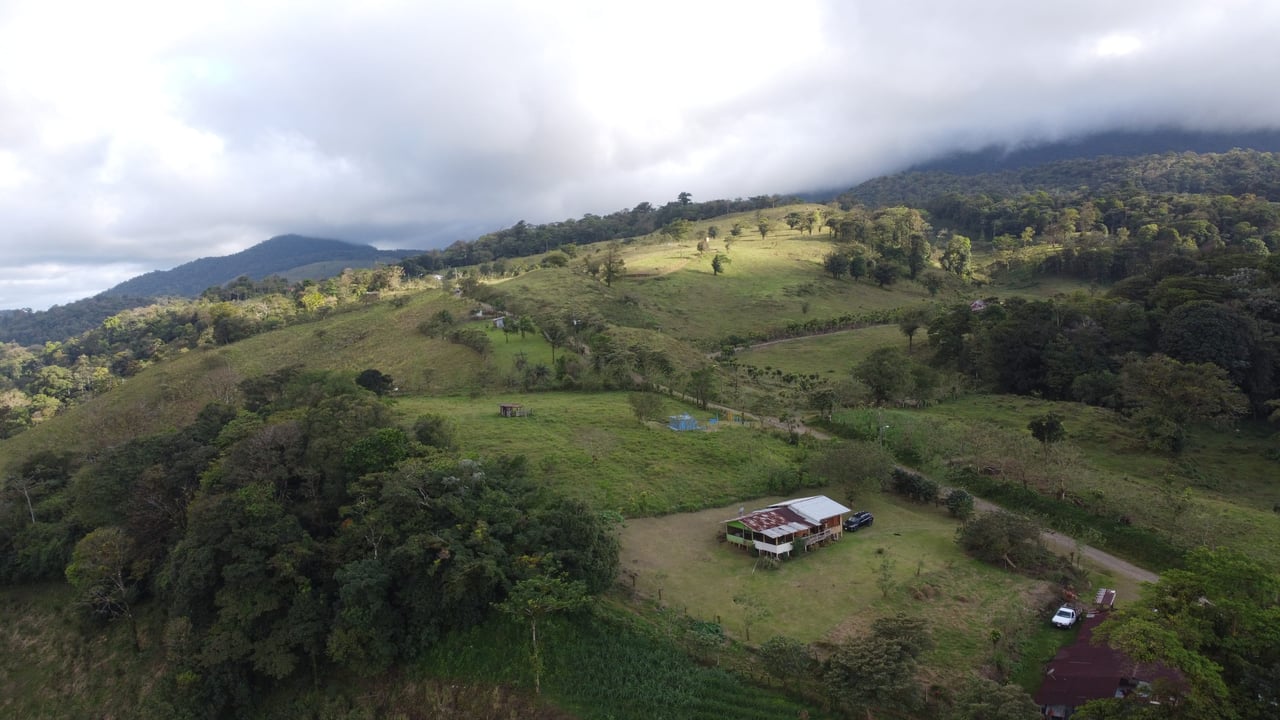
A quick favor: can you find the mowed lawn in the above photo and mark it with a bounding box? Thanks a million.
[619,491,1053,676]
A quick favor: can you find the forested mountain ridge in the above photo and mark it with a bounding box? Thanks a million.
[909,128,1280,175]
[0,235,423,346]
[101,234,422,299]
[0,294,159,346]
[840,149,1280,210]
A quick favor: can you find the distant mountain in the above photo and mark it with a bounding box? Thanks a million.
[909,128,1280,175]
[0,235,422,346]
[100,234,423,299]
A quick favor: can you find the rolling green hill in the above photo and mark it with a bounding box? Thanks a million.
[4,154,1280,718]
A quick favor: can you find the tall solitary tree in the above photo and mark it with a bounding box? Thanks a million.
[1027,412,1066,455]
[601,242,626,287]
[823,251,850,279]
[897,306,932,354]
[542,323,569,364]
[66,527,142,651]
[711,254,731,276]
[661,218,693,244]
[756,215,774,240]
[687,366,717,409]
[940,234,973,279]
[496,570,591,695]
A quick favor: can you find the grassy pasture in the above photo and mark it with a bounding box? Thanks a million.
[393,392,805,515]
[493,221,934,347]
[829,395,1280,571]
[735,324,910,377]
[0,290,499,462]
[0,583,160,720]
[618,492,1054,681]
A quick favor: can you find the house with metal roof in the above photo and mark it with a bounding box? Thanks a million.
[723,495,852,559]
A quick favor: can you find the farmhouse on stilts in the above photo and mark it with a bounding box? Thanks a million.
[723,496,852,559]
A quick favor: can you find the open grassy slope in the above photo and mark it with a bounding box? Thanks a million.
[736,324,909,377]
[493,211,935,348]
[5,200,1280,718]
[395,392,805,515]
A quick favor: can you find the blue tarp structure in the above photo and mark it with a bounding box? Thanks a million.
[668,413,700,431]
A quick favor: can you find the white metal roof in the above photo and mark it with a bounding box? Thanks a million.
[769,495,851,524]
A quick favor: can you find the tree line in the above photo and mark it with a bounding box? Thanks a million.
[396,193,797,276]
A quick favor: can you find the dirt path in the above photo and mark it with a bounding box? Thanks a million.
[693,393,1160,589]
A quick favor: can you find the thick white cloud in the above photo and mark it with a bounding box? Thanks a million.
[2,0,1279,309]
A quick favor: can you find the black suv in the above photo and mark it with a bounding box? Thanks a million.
[843,511,874,532]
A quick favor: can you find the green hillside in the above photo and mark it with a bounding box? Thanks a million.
[4,154,1280,718]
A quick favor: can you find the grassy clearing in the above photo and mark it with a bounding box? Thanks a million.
[418,608,818,720]
[2,290,485,462]
[493,214,935,348]
[617,491,1054,683]
[393,392,805,515]
[827,395,1280,571]
[736,324,910,377]
[0,583,161,720]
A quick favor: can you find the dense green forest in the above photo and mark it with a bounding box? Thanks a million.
[4,151,1280,718]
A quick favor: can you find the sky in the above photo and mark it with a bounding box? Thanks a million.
[3,0,1280,311]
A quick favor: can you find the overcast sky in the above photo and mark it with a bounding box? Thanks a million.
[3,0,1280,310]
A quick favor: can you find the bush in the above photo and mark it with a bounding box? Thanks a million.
[448,326,492,356]
[355,368,394,396]
[412,413,455,450]
[890,468,939,504]
[944,489,975,520]
[955,510,1085,585]
[765,467,814,494]
[759,636,814,678]
[627,392,664,423]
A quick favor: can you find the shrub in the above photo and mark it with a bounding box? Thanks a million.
[890,468,939,504]
[759,636,814,678]
[448,326,492,356]
[627,392,664,423]
[944,489,975,520]
[412,413,455,450]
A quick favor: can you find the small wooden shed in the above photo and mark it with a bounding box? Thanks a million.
[499,403,528,417]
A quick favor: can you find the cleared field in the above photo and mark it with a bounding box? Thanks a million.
[735,324,909,377]
[834,395,1280,571]
[618,492,1054,678]
[493,219,934,348]
[394,392,806,515]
